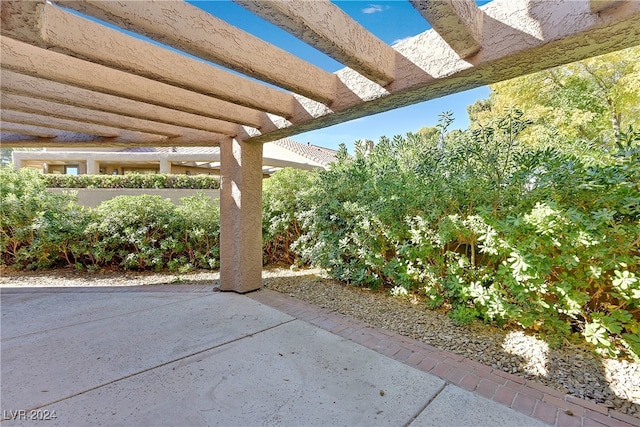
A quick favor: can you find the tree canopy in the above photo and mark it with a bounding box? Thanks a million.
[468,45,640,153]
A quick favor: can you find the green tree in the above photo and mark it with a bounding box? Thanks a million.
[469,45,640,151]
[416,125,439,142]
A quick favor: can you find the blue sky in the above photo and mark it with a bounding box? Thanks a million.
[191,1,492,151]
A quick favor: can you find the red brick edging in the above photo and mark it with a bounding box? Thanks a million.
[248,289,640,427]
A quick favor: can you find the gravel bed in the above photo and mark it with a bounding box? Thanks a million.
[1,266,639,418]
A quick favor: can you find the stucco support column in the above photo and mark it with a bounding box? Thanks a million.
[86,158,100,175]
[11,153,25,170]
[159,157,171,174]
[219,137,263,293]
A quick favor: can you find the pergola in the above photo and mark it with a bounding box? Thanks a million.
[1,0,639,292]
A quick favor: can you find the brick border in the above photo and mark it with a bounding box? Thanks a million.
[249,289,640,427]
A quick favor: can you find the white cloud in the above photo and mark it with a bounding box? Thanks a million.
[362,4,383,14]
[391,36,412,46]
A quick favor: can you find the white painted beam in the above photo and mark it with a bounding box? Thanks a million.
[1,70,242,136]
[234,0,397,87]
[0,0,296,120]
[2,148,309,163]
[260,157,319,171]
[4,148,317,174]
[0,37,276,132]
[54,0,339,106]
[409,0,482,58]
[1,151,217,162]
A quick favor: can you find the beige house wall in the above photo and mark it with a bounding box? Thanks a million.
[12,143,322,177]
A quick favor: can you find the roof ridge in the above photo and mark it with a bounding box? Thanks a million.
[273,138,337,167]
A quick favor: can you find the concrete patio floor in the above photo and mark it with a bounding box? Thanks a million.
[0,284,632,426]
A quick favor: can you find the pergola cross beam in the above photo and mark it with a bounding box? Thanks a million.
[0,37,273,131]
[0,93,222,139]
[0,0,297,120]
[409,0,482,58]
[234,0,398,87]
[0,70,241,136]
[53,0,340,107]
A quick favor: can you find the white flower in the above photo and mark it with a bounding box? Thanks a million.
[390,286,408,297]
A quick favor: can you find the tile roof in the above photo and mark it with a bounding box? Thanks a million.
[120,146,220,154]
[119,139,337,167]
[119,147,158,153]
[271,138,338,167]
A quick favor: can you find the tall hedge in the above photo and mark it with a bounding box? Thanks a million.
[1,168,220,272]
[293,111,640,360]
[44,173,220,189]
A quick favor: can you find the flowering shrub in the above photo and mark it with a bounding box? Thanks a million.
[0,167,87,269]
[294,111,640,360]
[0,167,220,272]
[262,168,315,264]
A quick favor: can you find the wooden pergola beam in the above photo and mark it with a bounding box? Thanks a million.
[0,37,275,132]
[1,111,228,147]
[2,133,107,148]
[1,93,222,139]
[409,0,482,58]
[234,0,397,87]
[1,132,230,148]
[0,70,242,136]
[54,0,339,106]
[0,122,58,138]
[0,0,296,120]
[2,110,121,138]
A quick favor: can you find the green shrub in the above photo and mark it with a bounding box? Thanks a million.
[176,193,220,270]
[262,168,316,264]
[295,111,640,360]
[82,195,181,270]
[1,167,221,272]
[43,173,220,189]
[0,167,87,269]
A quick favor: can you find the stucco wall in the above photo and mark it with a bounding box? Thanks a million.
[47,188,220,208]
